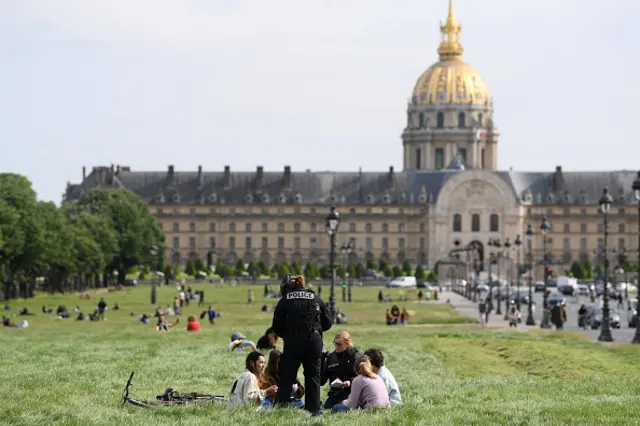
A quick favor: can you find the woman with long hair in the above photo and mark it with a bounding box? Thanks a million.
[332,354,390,412]
[228,351,277,408]
[321,331,359,409]
[259,350,305,409]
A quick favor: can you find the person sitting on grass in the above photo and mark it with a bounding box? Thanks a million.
[332,354,389,413]
[259,349,304,409]
[321,331,360,409]
[186,315,200,332]
[228,351,277,408]
[363,348,402,405]
[229,332,257,352]
[256,327,279,351]
[156,314,179,332]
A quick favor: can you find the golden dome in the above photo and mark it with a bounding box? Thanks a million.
[411,0,489,105]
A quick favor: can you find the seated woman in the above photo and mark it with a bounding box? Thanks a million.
[363,348,402,405]
[156,314,179,332]
[321,331,360,409]
[256,327,279,350]
[259,350,304,409]
[332,354,390,413]
[228,351,277,408]
[186,315,200,332]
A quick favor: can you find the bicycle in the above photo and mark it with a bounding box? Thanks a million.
[122,371,226,408]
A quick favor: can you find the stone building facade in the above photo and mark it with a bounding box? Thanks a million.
[64,1,639,276]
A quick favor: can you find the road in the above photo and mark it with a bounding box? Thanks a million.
[477,288,639,342]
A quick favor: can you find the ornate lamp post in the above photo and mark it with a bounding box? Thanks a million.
[618,248,628,300]
[325,206,340,323]
[503,238,512,320]
[494,239,503,315]
[514,235,522,311]
[525,224,535,325]
[487,239,495,304]
[598,188,614,342]
[631,171,640,344]
[540,216,551,329]
[150,243,158,305]
[341,242,354,302]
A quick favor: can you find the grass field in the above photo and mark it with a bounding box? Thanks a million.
[2,284,640,425]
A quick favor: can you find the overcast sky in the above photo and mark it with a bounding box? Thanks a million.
[1,0,638,203]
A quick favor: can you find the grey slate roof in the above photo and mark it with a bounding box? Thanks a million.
[62,165,640,206]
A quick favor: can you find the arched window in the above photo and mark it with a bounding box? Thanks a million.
[453,214,462,232]
[416,148,421,169]
[471,214,480,232]
[458,112,465,128]
[490,214,499,232]
[478,113,483,127]
[437,112,444,128]
[419,112,424,128]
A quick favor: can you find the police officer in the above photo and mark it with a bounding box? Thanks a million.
[272,274,332,415]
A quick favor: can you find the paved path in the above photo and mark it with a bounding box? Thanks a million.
[438,291,533,329]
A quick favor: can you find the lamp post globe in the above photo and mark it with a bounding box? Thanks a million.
[631,172,640,343]
[325,206,340,322]
[150,244,158,305]
[597,188,614,342]
[525,224,535,326]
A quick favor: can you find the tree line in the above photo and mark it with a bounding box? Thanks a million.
[0,174,164,300]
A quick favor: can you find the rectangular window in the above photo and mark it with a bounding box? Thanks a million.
[262,223,268,232]
[262,237,268,250]
[435,148,445,170]
[245,223,252,232]
[471,214,480,232]
[382,223,388,233]
[294,223,301,233]
[209,223,216,232]
[310,223,317,233]
[398,238,405,250]
[453,214,462,232]
[366,237,373,251]
[173,237,180,250]
[189,237,196,249]
[245,237,252,250]
[420,223,425,233]
[490,214,499,232]
[310,238,317,249]
[229,237,235,250]
[278,223,285,232]
[580,223,587,233]
[398,223,405,232]
[294,237,301,249]
[619,238,625,250]
[349,223,356,232]
[382,238,388,250]
[173,223,180,232]
[580,238,587,250]
[189,223,196,232]
[278,237,284,250]
[563,223,570,233]
[597,223,603,233]
[619,223,626,233]
[209,237,216,248]
[420,237,426,250]
[416,148,421,169]
[458,148,467,164]
[563,238,570,251]
[229,222,236,232]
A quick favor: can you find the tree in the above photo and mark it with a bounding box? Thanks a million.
[365,259,376,271]
[379,258,390,273]
[583,259,594,279]
[392,266,402,278]
[304,262,316,279]
[415,264,426,280]
[355,263,365,279]
[247,260,258,277]
[402,260,412,276]
[194,258,206,273]
[336,266,346,279]
[291,260,302,275]
[185,259,197,277]
[570,262,586,279]
[257,260,269,276]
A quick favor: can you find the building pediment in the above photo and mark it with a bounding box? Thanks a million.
[435,170,517,215]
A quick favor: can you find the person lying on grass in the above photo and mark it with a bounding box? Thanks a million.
[259,349,304,409]
[229,332,257,352]
[363,348,402,405]
[156,314,179,332]
[186,315,200,332]
[332,354,389,413]
[228,351,277,408]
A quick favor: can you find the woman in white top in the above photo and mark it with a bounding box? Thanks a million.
[228,351,278,408]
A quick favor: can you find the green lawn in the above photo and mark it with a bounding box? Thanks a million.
[2,285,640,425]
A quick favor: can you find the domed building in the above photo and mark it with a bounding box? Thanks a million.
[403,0,498,171]
[65,0,638,280]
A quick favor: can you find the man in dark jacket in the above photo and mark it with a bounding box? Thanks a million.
[272,274,332,415]
[320,331,359,409]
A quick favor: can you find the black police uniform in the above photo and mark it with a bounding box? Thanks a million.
[320,346,360,408]
[272,284,332,414]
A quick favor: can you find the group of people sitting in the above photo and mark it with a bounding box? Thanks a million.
[228,331,401,414]
[385,305,409,325]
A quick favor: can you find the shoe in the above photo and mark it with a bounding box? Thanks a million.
[311,411,324,417]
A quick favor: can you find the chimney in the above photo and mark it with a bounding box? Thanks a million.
[255,166,264,189]
[167,165,175,184]
[283,165,291,188]
[553,165,565,192]
[223,165,231,188]
[388,166,394,184]
[197,165,203,186]
[82,166,86,180]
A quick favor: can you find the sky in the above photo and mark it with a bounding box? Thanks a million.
[1,0,639,203]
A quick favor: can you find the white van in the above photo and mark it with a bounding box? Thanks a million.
[389,276,417,288]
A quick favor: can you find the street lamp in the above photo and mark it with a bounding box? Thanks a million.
[150,243,158,305]
[514,235,522,311]
[503,238,512,320]
[525,224,535,325]
[494,239,503,315]
[325,206,340,323]
[631,171,640,344]
[341,242,354,302]
[540,216,551,329]
[618,248,629,300]
[598,188,614,342]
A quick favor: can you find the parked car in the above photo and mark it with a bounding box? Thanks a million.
[558,285,575,296]
[577,284,590,297]
[389,276,417,288]
[124,279,137,286]
[534,283,545,293]
[591,309,621,329]
[547,292,567,307]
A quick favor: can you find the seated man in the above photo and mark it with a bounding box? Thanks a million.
[229,332,257,352]
[363,348,402,406]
